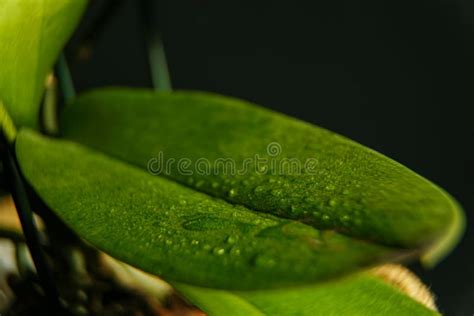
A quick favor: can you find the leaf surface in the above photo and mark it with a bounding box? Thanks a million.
[59,88,464,265]
[0,0,87,127]
[16,129,405,289]
[174,271,440,316]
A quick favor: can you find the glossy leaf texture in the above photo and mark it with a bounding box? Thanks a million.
[59,88,464,265]
[0,0,87,128]
[16,129,406,289]
[174,271,439,316]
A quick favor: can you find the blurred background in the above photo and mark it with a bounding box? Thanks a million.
[65,1,473,314]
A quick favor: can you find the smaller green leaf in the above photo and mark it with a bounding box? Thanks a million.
[0,0,87,128]
[174,271,440,316]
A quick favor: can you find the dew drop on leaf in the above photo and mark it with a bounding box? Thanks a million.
[254,186,265,194]
[229,247,241,256]
[228,188,237,197]
[226,235,237,244]
[212,247,226,256]
[195,180,205,188]
[325,184,336,191]
[271,189,282,197]
[253,254,276,268]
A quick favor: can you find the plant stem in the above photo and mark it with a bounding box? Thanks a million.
[55,53,76,104]
[1,143,61,310]
[42,74,59,135]
[139,0,172,91]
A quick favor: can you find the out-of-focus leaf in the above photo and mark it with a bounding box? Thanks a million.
[174,271,440,316]
[16,129,409,290]
[0,0,87,128]
[60,88,464,265]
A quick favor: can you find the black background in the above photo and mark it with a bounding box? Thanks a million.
[66,1,473,314]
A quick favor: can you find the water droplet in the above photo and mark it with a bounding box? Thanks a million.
[182,215,232,231]
[195,180,205,188]
[325,184,335,191]
[230,247,241,256]
[254,255,276,268]
[228,188,237,197]
[213,247,225,255]
[271,189,282,197]
[254,186,265,194]
[258,165,268,173]
[226,235,238,244]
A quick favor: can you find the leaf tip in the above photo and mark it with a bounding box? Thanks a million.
[420,193,465,267]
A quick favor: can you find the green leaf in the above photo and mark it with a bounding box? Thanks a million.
[174,271,440,316]
[59,88,464,265]
[0,0,87,128]
[16,129,407,290]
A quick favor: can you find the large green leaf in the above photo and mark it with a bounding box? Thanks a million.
[174,271,439,316]
[0,0,87,128]
[16,129,407,289]
[59,88,464,265]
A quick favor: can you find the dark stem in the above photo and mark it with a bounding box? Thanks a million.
[139,0,172,91]
[1,140,62,311]
[55,54,76,105]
